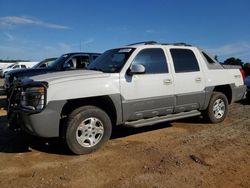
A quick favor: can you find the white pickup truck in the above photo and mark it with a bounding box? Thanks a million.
[8,42,246,154]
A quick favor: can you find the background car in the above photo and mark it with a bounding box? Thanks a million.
[0,61,38,78]
[245,76,250,98]
[4,52,101,91]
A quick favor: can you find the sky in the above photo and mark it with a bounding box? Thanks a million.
[0,0,250,62]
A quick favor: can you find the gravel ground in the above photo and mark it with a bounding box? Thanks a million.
[0,79,249,188]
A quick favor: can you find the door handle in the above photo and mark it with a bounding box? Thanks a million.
[195,77,202,82]
[163,79,172,85]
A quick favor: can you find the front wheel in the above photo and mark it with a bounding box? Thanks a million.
[65,106,112,155]
[205,92,228,123]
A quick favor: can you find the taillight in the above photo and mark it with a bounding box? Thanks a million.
[240,68,245,81]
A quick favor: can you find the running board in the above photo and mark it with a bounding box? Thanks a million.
[124,110,201,128]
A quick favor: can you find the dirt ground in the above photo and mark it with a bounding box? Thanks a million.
[0,81,249,188]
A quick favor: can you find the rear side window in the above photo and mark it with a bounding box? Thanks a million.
[202,52,216,64]
[132,48,168,74]
[170,49,200,73]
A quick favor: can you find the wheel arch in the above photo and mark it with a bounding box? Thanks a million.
[59,95,122,136]
[213,85,232,104]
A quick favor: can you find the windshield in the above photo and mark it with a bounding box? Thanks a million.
[7,64,15,68]
[33,58,57,69]
[87,48,135,73]
[47,54,69,69]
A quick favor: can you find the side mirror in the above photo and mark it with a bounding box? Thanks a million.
[128,64,145,75]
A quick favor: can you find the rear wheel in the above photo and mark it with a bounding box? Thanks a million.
[65,106,112,154]
[205,92,228,123]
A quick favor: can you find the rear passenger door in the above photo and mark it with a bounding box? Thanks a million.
[170,48,205,112]
[120,48,175,121]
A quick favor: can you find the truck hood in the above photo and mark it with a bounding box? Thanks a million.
[30,70,108,85]
[7,68,54,78]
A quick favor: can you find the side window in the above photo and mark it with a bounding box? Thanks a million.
[21,65,26,68]
[170,49,200,73]
[79,56,90,68]
[132,48,168,74]
[65,58,76,69]
[13,65,19,69]
[202,52,216,64]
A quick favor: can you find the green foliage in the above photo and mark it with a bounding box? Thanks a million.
[223,57,250,76]
[223,57,244,66]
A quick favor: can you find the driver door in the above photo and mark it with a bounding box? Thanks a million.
[120,48,174,121]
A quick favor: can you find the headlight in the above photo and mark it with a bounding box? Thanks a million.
[21,86,46,111]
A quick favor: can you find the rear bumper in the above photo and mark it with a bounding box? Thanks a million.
[232,85,246,102]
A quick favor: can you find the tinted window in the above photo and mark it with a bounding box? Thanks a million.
[21,65,26,68]
[170,49,200,73]
[202,52,216,64]
[132,48,168,74]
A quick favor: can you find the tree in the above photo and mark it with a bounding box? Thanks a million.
[243,63,250,76]
[223,57,244,66]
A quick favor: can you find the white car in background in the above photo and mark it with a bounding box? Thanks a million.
[0,61,38,77]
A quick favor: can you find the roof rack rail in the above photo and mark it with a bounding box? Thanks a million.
[161,43,192,46]
[127,41,157,46]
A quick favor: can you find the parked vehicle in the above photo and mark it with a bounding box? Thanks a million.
[8,41,246,155]
[0,63,15,77]
[0,62,15,69]
[4,53,100,91]
[0,61,38,78]
[245,76,250,98]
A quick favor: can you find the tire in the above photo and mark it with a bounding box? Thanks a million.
[65,106,112,155]
[205,92,228,123]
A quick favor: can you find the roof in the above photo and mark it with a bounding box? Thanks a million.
[64,52,102,56]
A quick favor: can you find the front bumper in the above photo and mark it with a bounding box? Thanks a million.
[9,100,66,137]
